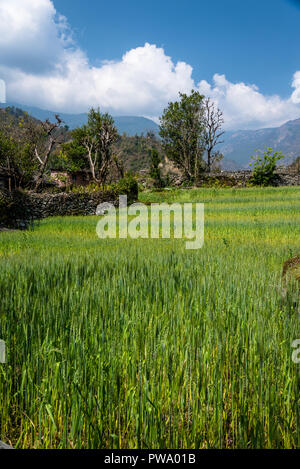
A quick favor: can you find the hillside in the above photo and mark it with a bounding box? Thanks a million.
[0,102,159,136]
[2,102,300,171]
[220,118,300,168]
[0,106,161,175]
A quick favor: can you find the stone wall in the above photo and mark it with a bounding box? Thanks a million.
[197,170,251,187]
[25,191,122,219]
[139,167,300,188]
[276,169,300,186]
[197,169,300,187]
[0,186,137,229]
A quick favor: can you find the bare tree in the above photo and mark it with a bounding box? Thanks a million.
[0,109,60,190]
[23,114,64,189]
[203,98,225,172]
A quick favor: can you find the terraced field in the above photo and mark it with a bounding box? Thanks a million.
[0,186,299,448]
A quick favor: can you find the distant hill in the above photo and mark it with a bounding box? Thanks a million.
[2,101,300,170]
[0,105,161,175]
[0,102,160,137]
[220,118,300,169]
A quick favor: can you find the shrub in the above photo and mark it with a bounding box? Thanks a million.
[250,148,284,186]
[0,189,33,229]
[115,174,138,201]
[149,148,165,188]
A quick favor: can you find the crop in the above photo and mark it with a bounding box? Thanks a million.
[0,186,299,448]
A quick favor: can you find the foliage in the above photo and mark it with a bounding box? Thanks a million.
[67,174,138,202]
[0,128,37,190]
[0,189,33,228]
[159,90,205,182]
[114,173,139,199]
[113,132,161,174]
[0,190,10,215]
[0,107,161,188]
[51,147,87,172]
[149,148,164,188]
[19,113,65,190]
[250,148,284,186]
[0,107,67,190]
[68,108,118,184]
[50,131,162,176]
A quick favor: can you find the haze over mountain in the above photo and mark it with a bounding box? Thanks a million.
[0,102,160,137]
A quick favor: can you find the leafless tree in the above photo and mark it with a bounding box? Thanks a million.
[23,114,64,189]
[0,110,64,190]
[203,98,225,172]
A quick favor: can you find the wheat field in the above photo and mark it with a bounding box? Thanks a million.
[0,186,299,448]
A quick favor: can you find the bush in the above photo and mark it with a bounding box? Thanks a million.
[250,148,284,186]
[0,190,34,229]
[115,174,138,201]
[0,190,12,226]
[149,148,165,188]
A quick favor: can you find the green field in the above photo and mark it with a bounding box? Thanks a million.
[0,186,299,449]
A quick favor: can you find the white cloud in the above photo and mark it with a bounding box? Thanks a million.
[0,0,299,129]
[0,0,71,73]
[291,71,300,104]
[198,73,300,129]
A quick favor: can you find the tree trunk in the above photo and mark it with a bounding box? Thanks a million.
[207,148,212,173]
[86,147,96,182]
[34,139,54,190]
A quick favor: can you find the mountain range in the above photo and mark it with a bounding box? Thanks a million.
[1,101,300,169]
[0,101,159,137]
[219,118,300,169]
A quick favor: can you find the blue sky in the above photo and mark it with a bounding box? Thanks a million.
[54,0,300,98]
[0,0,300,129]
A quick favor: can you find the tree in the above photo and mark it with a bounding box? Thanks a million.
[112,151,125,179]
[159,90,205,182]
[0,115,37,190]
[22,114,64,189]
[56,141,87,172]
[0,131,18,190]
[149,148,163,187]
[202,98,225,172]
[249,148,285,186]
[69,108,118,185]
[0,107,69,190]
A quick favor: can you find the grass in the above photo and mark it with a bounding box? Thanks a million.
[0,186,299,449]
